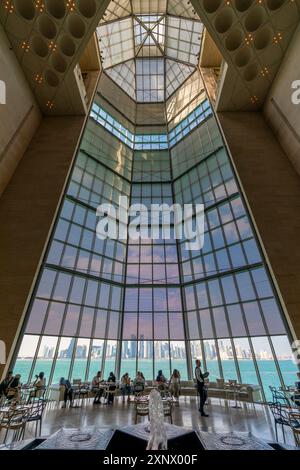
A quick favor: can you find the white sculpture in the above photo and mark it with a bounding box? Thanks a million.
[146,389,168,450]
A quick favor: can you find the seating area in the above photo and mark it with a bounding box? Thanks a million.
[47,379,261,407]
[267,386,300,445]
[0,361,299,451]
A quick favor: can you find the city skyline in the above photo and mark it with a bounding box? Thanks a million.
[16,336,294,361]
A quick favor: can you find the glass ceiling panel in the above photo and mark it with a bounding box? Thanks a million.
[136,58,164,102]
[100,0,132,23]
[165,59,195,99]
[167,0,199,19]
[97,0,203,102]
[134,18,149,46]
[132,0,167,15]
[105,60,136,100]
[167,71,204,124]
[165,17,203,65]
[134,16,165,58]
[98,17,135,68]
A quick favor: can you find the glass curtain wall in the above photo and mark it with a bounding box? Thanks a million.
[12,70,298,401]
[169,84,298,400]
[14,96,132,385]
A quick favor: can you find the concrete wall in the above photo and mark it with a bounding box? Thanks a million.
[0,116,85,378]
[264,24,300,175]
[218,111,300,341]
[0,24,41,196]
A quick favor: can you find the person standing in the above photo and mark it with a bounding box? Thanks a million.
[169,369,181,401]
[106,372,116,405]
[60,377,73,408]
[120,373,132,403]
[195,359,209,417]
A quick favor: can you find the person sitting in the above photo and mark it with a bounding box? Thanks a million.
[156,370,167,384]
[6,374,21,402]
[169,369,181,401]
[133,371,145,396]
[120,373,132,403]
[0,370,14,398]
[92,371,104,404]
[156,370,168,395]
[106,372,116,405]
[31,372,46,399]
[60,377,73,408]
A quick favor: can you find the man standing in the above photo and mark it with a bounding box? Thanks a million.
[195,359,209,417]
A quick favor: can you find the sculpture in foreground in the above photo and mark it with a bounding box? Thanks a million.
[146,389,167,450]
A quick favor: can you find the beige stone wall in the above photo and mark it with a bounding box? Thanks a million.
[264,24,300,175]
[0,116,85,378]
[0,24,41,196]
[218,111,300,340]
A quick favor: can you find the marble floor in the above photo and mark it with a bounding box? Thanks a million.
[1,396,296,446]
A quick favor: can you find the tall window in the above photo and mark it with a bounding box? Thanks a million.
[12,71,297,402]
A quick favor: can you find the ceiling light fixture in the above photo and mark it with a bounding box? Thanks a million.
[3,0,14,13]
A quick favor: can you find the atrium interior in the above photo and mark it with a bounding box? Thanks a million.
[0,0,300,453]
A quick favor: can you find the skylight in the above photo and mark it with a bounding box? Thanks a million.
[97,0,203,103]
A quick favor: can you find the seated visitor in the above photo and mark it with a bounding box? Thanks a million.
[156,370,168,394]
[133,371,145,395]
[92,371,104,404]
[0,370,14,397]
[106,372,116,405]
[31,372,46,398]
[6,374,21,401]
[169,369,181,401]
[60,377,73,408]
[156,370,167,384]
[120,373,132,403]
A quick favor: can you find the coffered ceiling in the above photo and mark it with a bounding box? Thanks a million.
[0,0,299,114]
[0,0,110,114]
[191,0,300,110]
